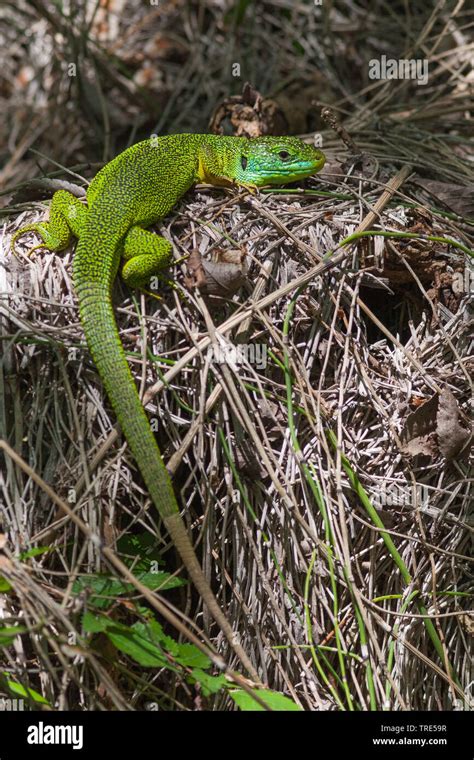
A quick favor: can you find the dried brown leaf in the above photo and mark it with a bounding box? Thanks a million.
[437,388,471,460]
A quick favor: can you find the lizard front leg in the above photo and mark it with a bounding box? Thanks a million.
[11,189,88,256]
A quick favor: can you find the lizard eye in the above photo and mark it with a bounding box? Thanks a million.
[241,155,247,170]
[279,150,290,160]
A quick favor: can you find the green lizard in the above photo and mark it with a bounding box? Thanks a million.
[12,133,325,678]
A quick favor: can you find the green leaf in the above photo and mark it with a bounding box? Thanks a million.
[18,546,53,560]
[174,643,210,670]
[117,533,164,571]
[0,576,12,592]
[133,619,177,654]
[73,572,184,610]
[132,619,195,663]
[189,669,226,696]
[230,688,303,711]
[107,625,169,668]
[134,572,185,591]
[0,626,27,647]
[83,614,204,674]
[82,611,109,633]
[1,674,50,705]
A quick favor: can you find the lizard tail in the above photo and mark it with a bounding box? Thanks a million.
[73,234,258,681]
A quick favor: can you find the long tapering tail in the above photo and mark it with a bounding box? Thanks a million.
[73,236,257,679]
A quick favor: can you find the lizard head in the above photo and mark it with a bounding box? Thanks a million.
[197,135,325,189]
[233,136,325,187]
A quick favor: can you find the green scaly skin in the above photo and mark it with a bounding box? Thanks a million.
[12,134,325,678]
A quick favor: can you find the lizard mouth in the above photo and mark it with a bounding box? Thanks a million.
[252,155,326,185]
